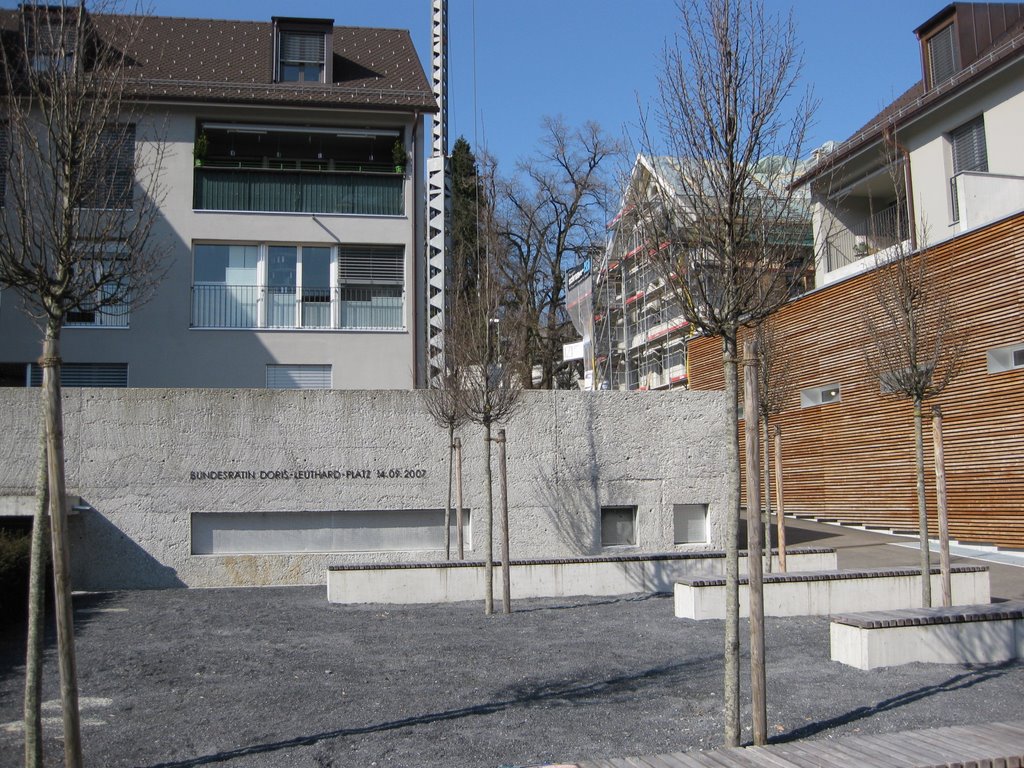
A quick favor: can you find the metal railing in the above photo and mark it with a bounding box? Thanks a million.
[821,203,910,273]
[193,167,404,216]
[191,284,403,330]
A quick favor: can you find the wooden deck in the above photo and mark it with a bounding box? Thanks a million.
[572,720,1024,767]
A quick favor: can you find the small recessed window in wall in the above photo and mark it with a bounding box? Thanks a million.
[191,509,471,555]
[673,503,708,544]
[266,364,332,389]
[601,506,636,547]
[987,343,1024,374]
[800,383,841,408]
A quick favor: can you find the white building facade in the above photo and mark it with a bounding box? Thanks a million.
[802,2,1024,287]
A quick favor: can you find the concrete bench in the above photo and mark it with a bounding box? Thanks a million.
[831,601,1024,669]
[673,565,991,620]
[326,547,837,604]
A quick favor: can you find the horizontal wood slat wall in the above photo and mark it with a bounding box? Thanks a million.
[688,212,1024,548]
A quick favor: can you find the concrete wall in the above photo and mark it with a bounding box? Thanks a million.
[0,104,422,388]
[0,388,729,590]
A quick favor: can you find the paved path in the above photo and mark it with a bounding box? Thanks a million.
[760,515,1024,601]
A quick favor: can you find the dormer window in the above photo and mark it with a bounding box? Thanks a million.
[273,18,333,84]
[925,23,958,88]
[21,4,84,74]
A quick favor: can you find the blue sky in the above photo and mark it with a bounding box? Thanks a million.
[9,0,945,168]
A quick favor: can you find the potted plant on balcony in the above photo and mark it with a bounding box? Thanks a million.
[193,132,208,167]
[392,138,407,174]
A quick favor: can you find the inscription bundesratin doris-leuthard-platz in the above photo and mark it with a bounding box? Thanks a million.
[188,468,428,481]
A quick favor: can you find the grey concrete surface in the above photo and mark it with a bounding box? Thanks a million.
[0,388,730,590]
[2,583,1023,768]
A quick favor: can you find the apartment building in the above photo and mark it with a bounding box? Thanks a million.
[0,6,436,389]
[688,2,1024,548]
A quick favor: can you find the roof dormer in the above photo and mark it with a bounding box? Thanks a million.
[272,16,333,84]
[916,3,1024,91]
[19,3,90,74]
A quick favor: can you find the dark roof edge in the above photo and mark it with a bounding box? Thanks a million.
[913,3,956,35]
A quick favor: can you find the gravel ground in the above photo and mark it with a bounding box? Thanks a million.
[1,587,1022,768]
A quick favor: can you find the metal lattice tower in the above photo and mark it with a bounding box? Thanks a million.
[426,0,451,382]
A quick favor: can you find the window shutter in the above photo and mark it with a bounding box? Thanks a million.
[338,246,404,285]
[266,364,332,389]
[29,363,128,387]
[280,31,325,63]
[951,116,988,173]
[927,24,958,87]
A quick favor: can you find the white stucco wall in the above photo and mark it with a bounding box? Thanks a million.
[0,388,730,590]
[0,104,423,388]
[906,62,1024,245]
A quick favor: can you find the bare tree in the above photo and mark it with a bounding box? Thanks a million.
[422,361,467,561]
[640,0,814,746]
[499,117,621,389]
[755,316,792,572]
[865,228,963,608]
[450,156,524,613]
[0,5,168,765]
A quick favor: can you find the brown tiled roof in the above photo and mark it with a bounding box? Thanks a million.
[795,15,1024,186]
[0,11,437,112]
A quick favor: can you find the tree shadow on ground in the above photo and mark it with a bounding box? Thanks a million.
[510,592,664,614]
[137,656,716,768]
[772,659,1018,744]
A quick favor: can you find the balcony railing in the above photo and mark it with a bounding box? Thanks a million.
[821,203,910,273]
[193,166,404,216]
[191,284,403,330]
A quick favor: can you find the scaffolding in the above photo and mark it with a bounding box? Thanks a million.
[592,209,690,391]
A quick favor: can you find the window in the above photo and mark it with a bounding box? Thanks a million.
[950,115,988,222]
[601,506,637,547]
[338,245,404,330]
[266,364,332,389]
[987,343,1024,374]
[79,124,135,209]
[925,23,958,88]
[191,242,405,330]
[192,244,260,328]
[673,504,708,544]
[951,116,988,175]
[192,509,471,555]
[28,362,128,387]
[800,383,841,408]
[64,243,131,327]
[23,6,79,74]
[277,29,327,83]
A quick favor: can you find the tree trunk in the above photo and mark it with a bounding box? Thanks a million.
[774,425,787,573]
[743,340,767,746]
[24,427,49,768]
[722,335,741,747]
[445,424,454,560]
[497,429,511,614]
[761,415,772,574]
[41,331,84,768]
[455,437,465,560]
[483,422,494,615]
[932,406,952,607]
[914,399,932,607]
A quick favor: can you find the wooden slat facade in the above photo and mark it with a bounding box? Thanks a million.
[687,212,1024,548]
